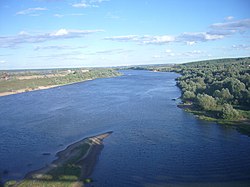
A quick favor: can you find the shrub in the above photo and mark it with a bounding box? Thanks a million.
[221,104,240,120]
[197,93,217,111]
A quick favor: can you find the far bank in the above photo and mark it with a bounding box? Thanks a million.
[0,68,121,97]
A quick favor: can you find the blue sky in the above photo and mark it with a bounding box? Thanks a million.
[0,0,250,69]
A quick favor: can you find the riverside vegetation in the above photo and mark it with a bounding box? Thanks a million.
[0,68,121,95]
[126,57,250,135]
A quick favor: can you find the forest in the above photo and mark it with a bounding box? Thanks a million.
[175,57,250,124]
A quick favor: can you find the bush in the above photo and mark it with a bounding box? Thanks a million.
[182,91,196,101]
[221,104,240,120]
[197,93,217,111]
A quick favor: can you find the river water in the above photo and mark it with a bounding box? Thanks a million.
[0,70,250,186]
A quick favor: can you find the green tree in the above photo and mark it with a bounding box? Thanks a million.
[221,104,240,120]
[197,94,217,111]
[220,88,233,101]
[214,88,233,104]
[224,78,246,98]
[182,91,196,101]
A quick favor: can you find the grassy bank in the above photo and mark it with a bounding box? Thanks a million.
[0,68,121,96]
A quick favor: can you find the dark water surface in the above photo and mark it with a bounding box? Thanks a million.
[0,70,250,186]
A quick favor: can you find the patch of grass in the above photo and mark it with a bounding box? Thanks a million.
[238,109,250,119]
[183,104,248,125]
[16,180,81,187]
[66,143,90,164]
[47,164,81,180]
[4,180,16,187]
[46,143,90,180]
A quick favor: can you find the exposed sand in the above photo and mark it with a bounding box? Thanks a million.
[0,85,59,97]
[17,74,67,80]
[24,132,112,184]
[0,78,93,97]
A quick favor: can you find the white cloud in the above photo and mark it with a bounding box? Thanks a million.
[165,49,175,56]
[16,7,48,15]
[34,45,87,51]
[50,29,69,36]
[105,34,174,45]
[211,18,250,32]
[186,41,196,45]
[178,32,225,44]
[90,0,109,3]
[72,2,89,8]
[152,55,166,59]
[141,35,175,44]
[105,18,250,46]
[54,14,64,18]
[225,16,234,21]
[231,44,250,50]
[204,33,224,40]
[0,29,104,48]
[53,13,85,18]
[18,31,29,35]
[72,0,109,8]
[104,35,138,41]
[180,50,205,57]
[105,32,222,45]
[92,48,133,55]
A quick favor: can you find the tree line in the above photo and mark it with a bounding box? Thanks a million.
[175,57,250,121]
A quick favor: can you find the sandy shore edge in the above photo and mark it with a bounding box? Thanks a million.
[14,131,112,187]
[0,79,93,97]
[0,85,59,97]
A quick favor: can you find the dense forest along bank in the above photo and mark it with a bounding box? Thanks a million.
[126,57,250,136]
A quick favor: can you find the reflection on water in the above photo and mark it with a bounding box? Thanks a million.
[0,70,250,186]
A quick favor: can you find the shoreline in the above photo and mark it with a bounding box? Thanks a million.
[0,79,92,97]
[0,68,122,98]
[0,85,59,97]
[10,131,112,187]
[177,102,250,136]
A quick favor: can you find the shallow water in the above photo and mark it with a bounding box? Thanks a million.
[0,70,250,186]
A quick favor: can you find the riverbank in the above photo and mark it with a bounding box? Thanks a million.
[0,85,60,97]
[0,79,93,97]
[178,102,250,136]
[4,132,112,187]
[0,68,121,97]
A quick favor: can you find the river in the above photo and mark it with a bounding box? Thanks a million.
[0,70,250,186]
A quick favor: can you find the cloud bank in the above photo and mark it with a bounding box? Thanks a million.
[105,18,250,45]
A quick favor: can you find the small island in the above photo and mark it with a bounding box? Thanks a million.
[5,132,112,187]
